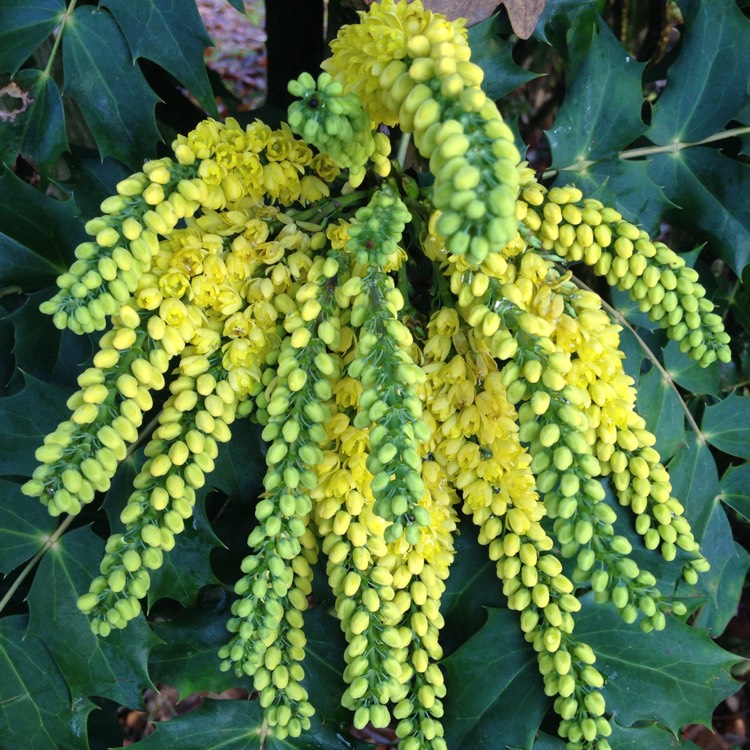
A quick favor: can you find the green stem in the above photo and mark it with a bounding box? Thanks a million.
[43,0,78,77]
[572,275,705,443]
[542,125,750,179]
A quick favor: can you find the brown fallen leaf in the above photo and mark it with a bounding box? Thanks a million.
[422,0,500,26]
[500,0,547,39]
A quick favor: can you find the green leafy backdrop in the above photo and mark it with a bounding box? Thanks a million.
[1,0,749,748]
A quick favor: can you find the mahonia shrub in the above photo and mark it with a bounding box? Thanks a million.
[5,1,749,749]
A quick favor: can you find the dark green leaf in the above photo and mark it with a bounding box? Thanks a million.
[608,721,698,749]
[0,615,92,750]
[226,0,246,12]
[0,0,65,75]
[691,503,750,636]
[301,603,348,725]
[62,7,161,168]
[0,372,70,478]
[0,477,56,574]
[558,159,669,236]
[636,366,685,462]
[533,0,596,47]
[663,341,721,397]
[211,418,266,501]
[150,588,249,697]
[8,290,97,387]
[137,697,350,749]
[533,732,567,749]
[702,392,750,459]
[441,520,504,654]
[547,17,646,167]
[468,16,537,101]
[0,69,67,171]
[720,462,750,522]
[442,607,549,750]
[647,148,750,277]
[647,0,750,144]
[102,0,218,116]
[0,168,82,286]
[575,596,741,732]
[62,152,132,219]
[666,432,720,540]
[26,526,157,706]
[148,496,223,608]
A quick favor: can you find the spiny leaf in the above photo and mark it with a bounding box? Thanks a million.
[666,432,720,540]
[147,496,223,608]
[720,462,750,523]
[0,69,67,172]
[664,341,722,398]
[0,477,56,575]
[702,392,750,459]
[440,521,504,654]
[62,153,132,219]
[635,366,685,463]
[608,721,699,749]
[299,603,349,725]
[0,168,82,286]
[647,148,750,277]
[0,0,65,76]
[0,615,92,750]
[575,595,741,732]
[442,607,549,750]
[559,159,669,236]
[468,15,537,101]
[62,6,161,169]
[547,16,646,168]
[136,697,350,749]
[26,526,157,707]
[102,0,219,117]
[0,372,70,478]
[647,0,750,144]
[533,733,567,749]
[691,503,750,636]
[150,588,249,698]
[8,290,97,387]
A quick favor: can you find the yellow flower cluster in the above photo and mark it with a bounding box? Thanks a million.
[23,3,731,749]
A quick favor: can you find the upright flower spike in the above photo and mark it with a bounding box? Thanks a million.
[77,361,241,635]
[21,305,178,516]
[516,170,731,366]
[344,188,431,542]
[40,158,200,334]
[324,0,521,263]
[219,248,349,738]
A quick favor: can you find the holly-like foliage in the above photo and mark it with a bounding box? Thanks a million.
[1,2,749,750]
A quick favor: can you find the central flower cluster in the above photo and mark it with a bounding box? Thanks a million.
[23,3,729,750]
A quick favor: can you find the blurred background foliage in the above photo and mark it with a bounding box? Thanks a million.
[1,0,749,748]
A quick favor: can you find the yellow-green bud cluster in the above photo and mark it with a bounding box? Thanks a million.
[519,181,731,366]
[426,105,519,265]
[324,0,520,261]
[21,309,168,515]
[219,250,349,737]
[601,433,709,580]
[77,366,236,635]
[287,72,390,184]
[344,191,431,540]
[40,159,198,334]
[492,523,612,749]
